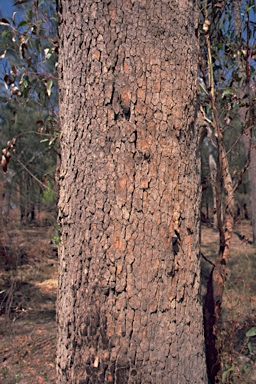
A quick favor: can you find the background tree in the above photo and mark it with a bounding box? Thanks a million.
[0,0,59,224]
[233,0,256,244]
[198,0,256,381]
[56,0,207,382]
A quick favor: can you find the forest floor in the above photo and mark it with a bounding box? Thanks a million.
[0,219,255,383]
[201,220,256,383]
[0,222,57,384]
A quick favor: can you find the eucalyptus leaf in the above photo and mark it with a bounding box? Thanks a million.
[246,327,256,338]
[13,0,31,5]
[222,89,234,98]
[18,20,29,28]
[0,18,11,26]
[46,79,53,96]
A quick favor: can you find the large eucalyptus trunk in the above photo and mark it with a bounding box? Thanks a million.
[56,1,207,382]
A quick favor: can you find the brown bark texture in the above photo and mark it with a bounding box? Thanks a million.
[57,0,207,383]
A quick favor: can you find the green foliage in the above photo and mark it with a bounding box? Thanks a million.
[52,224,60,245]
[0,0,59,143]
[246,327,256,338]
[42,181,56,205]
[246,327,256,354]
[198,0,255,109]
[0,0,59,221]
[222,363,235,383]
[199,0,256,217]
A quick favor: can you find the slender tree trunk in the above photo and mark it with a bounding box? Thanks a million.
[2,181,12,217]
[20,171,26,224]
[208,140,218,227]
[57,1,207,382]
[244,141,256,244]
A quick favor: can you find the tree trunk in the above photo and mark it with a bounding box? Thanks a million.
[2,181,12,217]
[244,140,256,244]
[57,1,207,383]
[208,139,218,227]
[233,0,255,243]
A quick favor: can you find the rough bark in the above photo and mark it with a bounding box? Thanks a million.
[57,1,207,383]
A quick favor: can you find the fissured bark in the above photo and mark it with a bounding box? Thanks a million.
[57,1,207,382]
